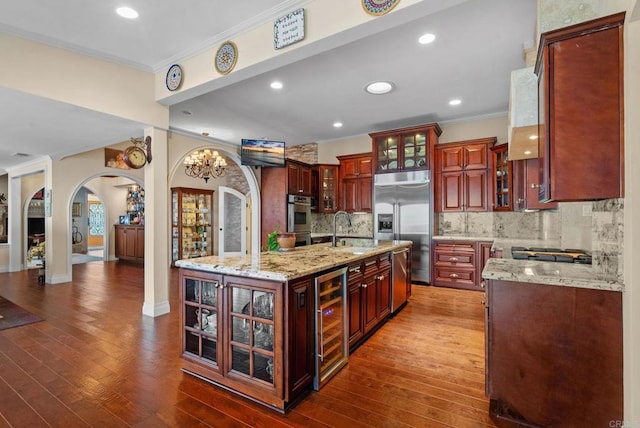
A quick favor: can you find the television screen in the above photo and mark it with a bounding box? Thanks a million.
[241,139,285,167]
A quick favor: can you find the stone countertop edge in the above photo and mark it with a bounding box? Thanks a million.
[482,258,623,292]
[175,240,411,282]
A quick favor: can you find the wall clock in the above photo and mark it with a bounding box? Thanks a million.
[362,0,400,16]
[166,64,183,91]
[215,41,238,75]
[122,145,147,169]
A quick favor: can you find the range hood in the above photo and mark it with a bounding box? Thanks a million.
[507,66,539,160]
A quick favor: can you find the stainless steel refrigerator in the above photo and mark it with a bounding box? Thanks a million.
[374,170,432,284]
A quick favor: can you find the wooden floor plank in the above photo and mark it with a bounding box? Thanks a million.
[0,263,496,427]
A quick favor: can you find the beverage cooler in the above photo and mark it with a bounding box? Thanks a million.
[314,267,348,390]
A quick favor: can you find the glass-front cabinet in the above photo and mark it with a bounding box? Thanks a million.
[172,187,214,264]
[316,165,338,213]
[182,272,223,373]
[370,123,442,174]
[491,144,512,211]
[179,270,284,407]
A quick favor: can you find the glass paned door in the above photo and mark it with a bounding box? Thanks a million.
[403,132,426,169]
[376,136,398,171]
[218,186,246,257]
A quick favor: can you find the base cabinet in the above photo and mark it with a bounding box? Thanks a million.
[114,225,144,262]
[347,253,392,351]
[432,240,493,291]
[486,280,622,426]
[180,269,313,411]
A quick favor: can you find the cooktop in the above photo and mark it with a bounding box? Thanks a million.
[510,247,592,265]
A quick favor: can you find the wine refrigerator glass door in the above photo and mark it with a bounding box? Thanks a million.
[314,266,348,390]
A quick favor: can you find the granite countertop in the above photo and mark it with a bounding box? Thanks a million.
[175,240,411,282]
[483,238,622,292]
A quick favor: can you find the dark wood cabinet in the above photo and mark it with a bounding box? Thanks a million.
[432,239,492,291]
[347,252,393,351]
[261,159,313,248]
[490,144,511,211]
[314,164,339,213]
[287,160,313,196]
[535,13,624,202]
[370,123,442,174]
[435,138,494,212]
[337,153,372,213]
[179,269,314,412]
[512,158,558,211]
[486,279,622,426]
[114,224,144,262]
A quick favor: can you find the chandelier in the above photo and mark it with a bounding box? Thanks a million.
[184,149,228,182]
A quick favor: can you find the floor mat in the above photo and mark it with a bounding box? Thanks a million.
[0,296,43,331]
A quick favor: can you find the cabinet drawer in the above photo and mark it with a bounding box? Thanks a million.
[433,266,476,287]
[433,241,476,252]
[433,251,475,267]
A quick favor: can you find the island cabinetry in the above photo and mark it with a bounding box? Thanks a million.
[171,187,213,264]
[370,123,442,174]
[535,13,624,202]
[435,138,494,212]
[287,160,313,196]
[180,269,302,411]
[337,153,372,213]
[486,280,622,426]
[348,253,392,350]
[114,224,144,262]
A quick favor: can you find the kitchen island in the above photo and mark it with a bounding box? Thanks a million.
[482,245,623,426]
[175,240,411,412]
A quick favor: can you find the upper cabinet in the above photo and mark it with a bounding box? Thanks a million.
[287,160,313,196]
[337,153,372,213]
[512,158,558,211]
[435,137,494,212]
[314,164,339,214]
[491,144,511,211]
[535,12,625,202]
[370,124,442,174]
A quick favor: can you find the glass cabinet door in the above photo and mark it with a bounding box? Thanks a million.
[228,283,277,386]
[319,165,338,213]
[376,136,398,172]
[171,188,214,264]
[183,276,222,370]
[492,145,511,211]
[402,132,427,169]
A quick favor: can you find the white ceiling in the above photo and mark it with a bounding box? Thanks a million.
[0,0,537,173]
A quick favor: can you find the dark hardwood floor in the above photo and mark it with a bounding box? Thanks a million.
[0,262,495,427]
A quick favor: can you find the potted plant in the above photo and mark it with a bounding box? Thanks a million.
[265,227,296,251]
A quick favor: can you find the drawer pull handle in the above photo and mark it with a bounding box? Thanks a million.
[450,257,459,262]
[377,275,385,280]
[361,284,368,288]
[449,273,459,279]
[349,267,361,273]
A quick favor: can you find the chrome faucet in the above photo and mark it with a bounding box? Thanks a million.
[332,210,351,247]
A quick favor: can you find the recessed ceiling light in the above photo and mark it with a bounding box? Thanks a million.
[524,150,532,155]
[366,81,394,95]
[116,7,139,19]
[529,134,538,140]
[449,99,462,106]
[418,33,436,44]
[333,122,343,128]
[270,81,283,89]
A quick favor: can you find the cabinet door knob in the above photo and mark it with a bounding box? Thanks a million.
[531,183,540,189]
[361,284,368,288]
[449,273,459,279]
[450,257,458,262]
[377,275,384,280]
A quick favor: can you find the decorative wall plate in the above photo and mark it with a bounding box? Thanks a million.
[165,64,182,91]
[362,0,400,16]
[215,41,238,75]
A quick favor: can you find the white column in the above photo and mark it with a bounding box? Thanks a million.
[142,127,171,317]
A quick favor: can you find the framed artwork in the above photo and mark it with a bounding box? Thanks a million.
[72,202,82,217]
[105,148,131,170]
